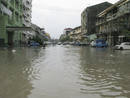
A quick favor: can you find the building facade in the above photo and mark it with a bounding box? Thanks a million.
[31,23,50,44]
[0,0,32,46]
[81,2,112,36]
[23,0,32,27]
[96,0,130,46]
[69,26,82,42]
[22,0,32,44]
[63,28,72,35]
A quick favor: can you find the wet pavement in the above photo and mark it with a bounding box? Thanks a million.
[0,45,130,98]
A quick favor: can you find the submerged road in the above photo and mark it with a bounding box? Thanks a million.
[0,45,130,98]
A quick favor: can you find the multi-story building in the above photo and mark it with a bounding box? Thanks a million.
[23,0,32,27]
[81,2,112,37]
[59,28,73,42]
[22,0,32,43]
[63,28,72,36]
[96,0,130,46]
[31,23,50,43]
[69,26,82,42]
[0,0,32,46]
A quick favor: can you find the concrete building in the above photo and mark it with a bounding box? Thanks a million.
[59,28,73,42]
[23,0,32,27]
[0,0,32,46]
[31,23,50,43]
[81,2,112,37]
[69,26,82,42]
[22,0,32,40]
[63,28,72,35]
[96,0,130,46]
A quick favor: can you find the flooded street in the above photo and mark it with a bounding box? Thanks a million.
[0,45,130,98]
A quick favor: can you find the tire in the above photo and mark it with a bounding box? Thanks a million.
[120,47,123,50]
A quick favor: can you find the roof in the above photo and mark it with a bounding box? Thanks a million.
[81,2,112,15]
[73,26,81,30]
[64,28,72,31]
[98,0,129,17]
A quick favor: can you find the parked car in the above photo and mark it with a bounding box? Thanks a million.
[69,42,75,45]
[30,41,40,46]
[63,42,69,45]
[90,41,96,47]
[91,39,108,48]
[74,42,81,46]
[79,42,90,46]
[115,42,130,50]
[57,42,62,45]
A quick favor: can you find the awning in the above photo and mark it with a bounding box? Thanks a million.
[6,26,33,31]
[89,34,97,40]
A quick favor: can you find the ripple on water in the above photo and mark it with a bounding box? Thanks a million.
[79,69,128,98]
[1,46,130,98]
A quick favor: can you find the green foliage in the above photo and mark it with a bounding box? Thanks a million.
[31,35,49,45]
[43,37,48,41]
[32,36,42,44]
[123,30,130,33]
[122,30,130,36]
[60,35,72,42]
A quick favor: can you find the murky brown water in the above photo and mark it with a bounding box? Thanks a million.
[0,45,130,98]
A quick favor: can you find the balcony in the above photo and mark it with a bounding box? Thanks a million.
[8,18,14,25]
[106,13,117,22]
[96,18,106,26]
[0,3,13,17]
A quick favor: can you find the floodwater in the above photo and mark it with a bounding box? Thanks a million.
[0,45,130,98]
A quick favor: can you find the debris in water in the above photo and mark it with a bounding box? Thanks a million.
[12,49,16,53]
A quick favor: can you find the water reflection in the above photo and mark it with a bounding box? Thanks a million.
[0,46,130,98]
[0,47,42,98]
[79,47,130,98]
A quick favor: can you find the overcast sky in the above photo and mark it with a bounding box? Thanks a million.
[32,0,119,39]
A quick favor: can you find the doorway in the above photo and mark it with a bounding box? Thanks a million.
[7,31,14,46]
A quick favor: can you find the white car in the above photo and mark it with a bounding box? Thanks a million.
[90,41,96,47]
[115,42,130,50]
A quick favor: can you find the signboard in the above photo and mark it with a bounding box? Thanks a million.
[0,4,12,17]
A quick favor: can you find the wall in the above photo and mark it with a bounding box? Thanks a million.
[0,0,29,46]
[96,0,130,46]
[81,2,112,35]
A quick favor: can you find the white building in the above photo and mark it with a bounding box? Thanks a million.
[23,0,32,27]
[22,0,33,40]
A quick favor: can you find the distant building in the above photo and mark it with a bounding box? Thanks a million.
[31,23,50,42]
[44,32,51,40]
[96,0,130,46]
[81,2,112,36]
[63,28,73,35]
[69,26,82,42]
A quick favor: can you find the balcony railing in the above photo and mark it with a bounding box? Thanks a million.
[0,3,12,17]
